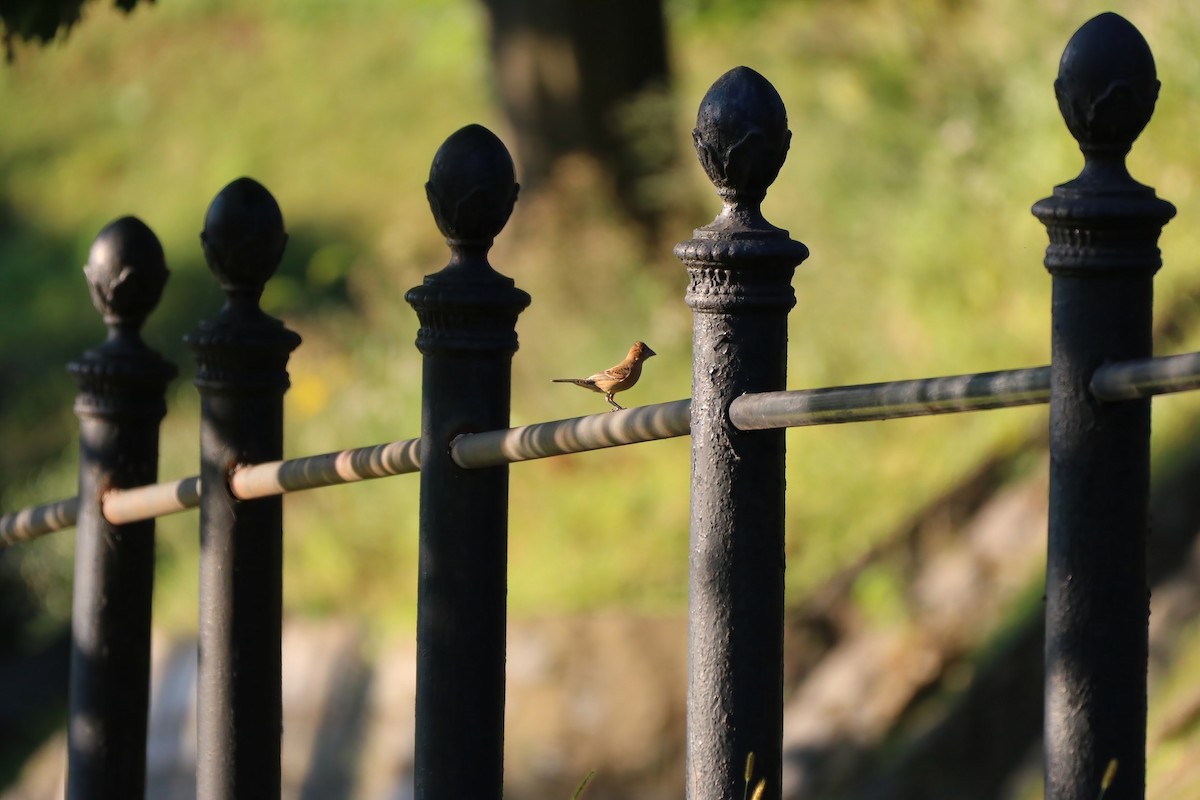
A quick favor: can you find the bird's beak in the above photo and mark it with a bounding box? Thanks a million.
[644,345,657,358]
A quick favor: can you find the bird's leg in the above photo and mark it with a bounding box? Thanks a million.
[606,394,624,411]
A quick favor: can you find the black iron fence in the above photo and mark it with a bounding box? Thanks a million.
[1,11,1194,800]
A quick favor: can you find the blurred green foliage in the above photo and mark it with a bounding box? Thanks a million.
[2,0,1200,656]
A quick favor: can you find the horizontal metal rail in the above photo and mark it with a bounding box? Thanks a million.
[1090,352,1200,401]
[729,352,1200,432]
[0,437,422,542]
[729,366,1052,430]
[450,399,692,469]
[228,437,421,499]
[0,497,80,546]
[103,476,202,526]
[6,350,1200,545]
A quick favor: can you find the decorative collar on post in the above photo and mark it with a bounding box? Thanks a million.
[71,216,177,418]
[406,124,531,356]
[1032,12,1176,274]
[676,67,809,312]
[187,177,302,392]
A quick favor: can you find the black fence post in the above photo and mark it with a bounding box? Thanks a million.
[66,217,176,799]
[185,178,301,800]
[1032,14,1175,800]
[405,125,530,800]
[675,68,809,800]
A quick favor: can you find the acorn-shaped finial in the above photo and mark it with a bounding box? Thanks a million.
[83,216,169,332]
[200,177,288,294]
[1054,13,1159,159]
[426,124,519,246]
[693,66,791,206]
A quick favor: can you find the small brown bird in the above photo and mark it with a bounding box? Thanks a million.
[553,341,656,411]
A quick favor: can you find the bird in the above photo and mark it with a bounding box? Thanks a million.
[553,341,656,411]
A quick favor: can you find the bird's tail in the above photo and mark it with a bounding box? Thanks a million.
[552,378,594,388]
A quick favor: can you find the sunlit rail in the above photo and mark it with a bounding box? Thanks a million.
[228,437,422,500]
[450,399,691,468]
[1,437,422,542]
[729,366,1052,430]
[0,497,80,546]
[6,350,1200,544]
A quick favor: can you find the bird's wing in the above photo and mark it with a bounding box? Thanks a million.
[602,364,633,381]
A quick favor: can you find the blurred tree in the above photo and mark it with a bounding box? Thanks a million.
[478,0,679,238]
[4,0,679,234]
[0,0,148,60]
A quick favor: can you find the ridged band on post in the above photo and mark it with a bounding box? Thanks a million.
[185,178,301,800]
[675,68,809,800]
[1032,14,1176,800]
[405,125,531,800]
[66,217,176,800]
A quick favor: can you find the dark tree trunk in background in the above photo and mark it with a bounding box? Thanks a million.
[478,0,676,234]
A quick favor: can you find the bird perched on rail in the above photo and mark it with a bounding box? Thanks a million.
[553,341,656,411]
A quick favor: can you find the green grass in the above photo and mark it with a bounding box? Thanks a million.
[4,0,1200,651]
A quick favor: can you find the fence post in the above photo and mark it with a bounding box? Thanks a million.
[66,217,176,799]
[675,68,809,800]
[185,178,301,800]
[1032,14,1175,800]
[405,125,530,799]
